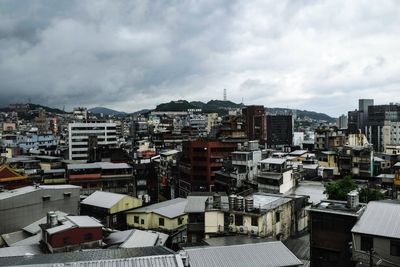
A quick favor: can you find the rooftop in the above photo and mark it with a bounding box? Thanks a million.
[0,185,79,201]
[352,200,400,239]
[126,198,187,218]
[67,162,132,170]
[0,246,175,266]
[81,191,133,209]
[183,241,302,267]
[308,199,366,217]
[260,158,287,165]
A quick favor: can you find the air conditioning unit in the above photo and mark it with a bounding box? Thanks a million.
[250,228,259,236]
[238,226,248,234]
[228,225,237,233]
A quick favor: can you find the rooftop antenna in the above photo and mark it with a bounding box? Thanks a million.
[223,88,227,101]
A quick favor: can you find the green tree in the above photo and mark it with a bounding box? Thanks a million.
[324,175,357,201]
[359,187,385,203]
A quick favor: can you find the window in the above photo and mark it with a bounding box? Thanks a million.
[251,217,258,226]
[84,233,93,241]
[63,192,71,198]
[141,219,144,224]
[276,211,280,223]
[361,235,374,252]
[159,218,165,226]
[134,216,139,223]
[235,214,243,226]
[178,217,184,225]
[42,195,51,201]
[391,240,400,256]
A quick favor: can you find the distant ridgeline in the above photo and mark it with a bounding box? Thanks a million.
[154,100,244,115]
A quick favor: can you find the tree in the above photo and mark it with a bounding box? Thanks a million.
[359,187,385,203]
[324,175,357,201]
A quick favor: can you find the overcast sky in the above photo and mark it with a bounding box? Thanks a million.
[1,0,399,116]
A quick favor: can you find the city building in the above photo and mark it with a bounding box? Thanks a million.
[80,191,143,229]
[68,122,117,161]
[337,145,374,178]
[66,162,133,195]
[308,193,366,267]
[126,198,188,233]
[214,141,262,192]
[0,185,80,234]
[351,200,400,266]
[256,158,296,194]
[242,105,267,143]
[314,126,347,151]
[337,114,348,129]
[41,214,103,253]
[204,193,309,241]
[266,114,293,149]
[179,140,236,196]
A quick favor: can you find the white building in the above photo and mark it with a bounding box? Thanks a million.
[68,122,117,161]
[256,158,295,194]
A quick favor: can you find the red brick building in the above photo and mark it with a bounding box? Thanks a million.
[179,140,236,196]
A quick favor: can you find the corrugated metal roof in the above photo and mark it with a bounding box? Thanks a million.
[120,230,159,248]
[0,245,42,258]
[66,216,103,228]
[104,230,135,246]
[352,201,400,239]
[81,191,127,209]
[28,255,183,267]
[184,241,302,267]
[260,158,287,165]
[127,198,187,218]
[11,233,41,247]
[0,246,175,266]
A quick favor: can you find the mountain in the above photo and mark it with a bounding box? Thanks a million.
[267,107,336,122]
[0,103,68,114]
[155,99,243,115]
[130,109,151,116]
[155,100,197,112]
[88,107,127,116]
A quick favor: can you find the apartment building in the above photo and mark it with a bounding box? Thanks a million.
[68,122,117,161]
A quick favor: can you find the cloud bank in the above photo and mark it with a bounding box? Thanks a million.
[0,0,399,116]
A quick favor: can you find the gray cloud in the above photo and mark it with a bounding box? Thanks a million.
[0,0,399,116]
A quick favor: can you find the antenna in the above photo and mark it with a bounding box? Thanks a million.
[223,88,227,101]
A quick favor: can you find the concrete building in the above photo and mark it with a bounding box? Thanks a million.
[257,158,296,194]
[0,185,80,234]
[68,122,117,161]
[179,140,236,196]
[351,201,400,266]
[338,114,348,129]
[314,126,347,151]
[337,145,374,178]
[204,193,309,241]
[66,162,133,195]
[242,106,266,144]
[266,115,293,149]
[308,194,366,267]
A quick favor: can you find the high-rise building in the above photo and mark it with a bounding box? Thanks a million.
[68,122,117,161]
[366,104,400,151]
[242,105,266,143]
[337,114,348,129]
[266,115,293,149]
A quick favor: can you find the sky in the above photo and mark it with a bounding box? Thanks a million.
[0,0,399,117]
